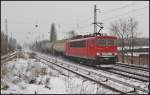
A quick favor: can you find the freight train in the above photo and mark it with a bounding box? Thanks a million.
[42,34,118,66]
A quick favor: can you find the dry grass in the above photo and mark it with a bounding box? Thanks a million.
[1,64,9,79]
[1,64,10,90]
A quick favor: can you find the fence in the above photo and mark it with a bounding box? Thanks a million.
[118,53,149,65]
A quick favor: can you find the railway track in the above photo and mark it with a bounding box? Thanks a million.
[61,56,149,82]
[1,51,17,63]
[101,67,149,82]
[115,63,149,72]
[64,57,149,82]
[98,63,149,82]
[1,51,16,59]
[67,60,149,83]
[112,65,149,77]
[34,52,149,94]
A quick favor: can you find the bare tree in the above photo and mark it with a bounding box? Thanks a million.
[109,18,138,63]
[127,18,138,64]
[1,31,7,55]
[1,31,18,55]
[109,19,128,63]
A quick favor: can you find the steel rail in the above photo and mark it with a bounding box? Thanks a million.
[1,51,16,60]
[115,63,149,71]
[57,56,149,82]
[112,65,149,76]
[111,67,149,78]
[35,53,149,94]
[62,56,149,82]
[62,59,149,83]
[1,53,17,63]
[104,69,149,82]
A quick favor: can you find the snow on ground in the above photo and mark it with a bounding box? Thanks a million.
[1,53,118,94]
[1,58,67,94]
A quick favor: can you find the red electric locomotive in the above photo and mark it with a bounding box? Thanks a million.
[65,34,118,65]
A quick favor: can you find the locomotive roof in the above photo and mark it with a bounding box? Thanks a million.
[68,35,117,42]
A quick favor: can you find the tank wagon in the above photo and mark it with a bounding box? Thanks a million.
[53,39,66,56]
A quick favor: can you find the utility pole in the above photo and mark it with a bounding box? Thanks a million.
[93,5,103,35]
[131,18,134,64]
[5,18,8,54]
[11,32,12,51]
[94,5,97,33]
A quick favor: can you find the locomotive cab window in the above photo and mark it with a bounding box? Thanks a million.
[107,39,117,46]
[69,40,86,47]
[96,39,117,46]
[96,39,106,46]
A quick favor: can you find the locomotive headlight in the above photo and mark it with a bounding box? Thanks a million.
[112,53,117,56]
[114,53,117,55]
[96,52,100,56]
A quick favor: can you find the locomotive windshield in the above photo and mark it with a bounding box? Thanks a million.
[96,38,117,46]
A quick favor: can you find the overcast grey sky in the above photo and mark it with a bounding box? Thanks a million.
[1,1,149,46]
